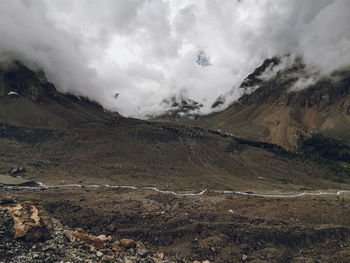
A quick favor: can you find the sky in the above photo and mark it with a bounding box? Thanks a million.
[0,0,349,118]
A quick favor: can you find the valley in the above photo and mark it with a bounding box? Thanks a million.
[1,62,350,262]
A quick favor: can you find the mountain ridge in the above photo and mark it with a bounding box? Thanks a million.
[199,57,350,149]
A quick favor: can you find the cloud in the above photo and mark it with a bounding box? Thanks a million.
[0,0,349,118]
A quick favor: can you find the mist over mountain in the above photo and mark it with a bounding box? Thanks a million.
[1,0,350,118]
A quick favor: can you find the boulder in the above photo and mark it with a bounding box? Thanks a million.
[0,201,51,242]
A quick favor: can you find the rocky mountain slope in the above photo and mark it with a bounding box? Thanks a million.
[200,57,350,149]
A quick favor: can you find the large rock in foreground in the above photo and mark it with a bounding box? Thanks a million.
[0,201,51,242]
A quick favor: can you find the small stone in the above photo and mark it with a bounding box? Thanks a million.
[242,254,248,261]
[120,238,136,249]
[156,252,164,259]
[137,248,147,257]
[107,235,113,242]
[228,209,234,214]
[97,234,107,242]
[33,254,40,259]
[124,258,133,263]
[96,251,103,258]
[202,261,210,263]
[112,245,126,252]
[193,261,201,263]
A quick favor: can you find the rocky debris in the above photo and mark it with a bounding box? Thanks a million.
[0,201,51,242]
[0,200,175,263]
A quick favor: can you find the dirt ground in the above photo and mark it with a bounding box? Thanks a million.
[2,186,350,263]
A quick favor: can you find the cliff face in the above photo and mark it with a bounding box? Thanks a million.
[206,58,350,149]
[0,62,120,129]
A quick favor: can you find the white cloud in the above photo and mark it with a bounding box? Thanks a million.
[0,0,349,118]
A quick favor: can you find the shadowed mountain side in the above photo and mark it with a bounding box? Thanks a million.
[0,62,121,129]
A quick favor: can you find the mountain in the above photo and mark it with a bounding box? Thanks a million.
[0,61,121,129]
[201,57,350,149]
[149,96,203,121]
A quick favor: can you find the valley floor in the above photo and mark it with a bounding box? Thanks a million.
[1,185,350,262]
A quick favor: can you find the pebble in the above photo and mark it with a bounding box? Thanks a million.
[96,251,103,258]
[120,238,136,249]
[97,234,107,242]
[242,254,248,261]
[137,248,147,257]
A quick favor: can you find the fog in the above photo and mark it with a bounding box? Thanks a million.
[0,0,349,118]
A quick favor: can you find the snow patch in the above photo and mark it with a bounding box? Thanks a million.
[8,91,19,96]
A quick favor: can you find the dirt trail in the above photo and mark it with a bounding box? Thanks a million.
[2,182,350,199]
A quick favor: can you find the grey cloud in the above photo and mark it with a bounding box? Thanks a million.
[0,0,349,118]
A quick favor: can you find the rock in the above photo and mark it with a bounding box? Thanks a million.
[155,252,164,259]
[96,251,103,258]
[202,261,210,263]
[33,253,40,259]
[124,258,133,263]
[242,254,248,261]
[0,201,51,242]
[64,230,104,249]
[112,245,127,252]
[193,261,201,263]
[137,247,147,257]
[120,238,136,249]
[97,234,107,242]
[107,235,113,242]
[107,223,116,231]
[9,167,26,175]
[63,230,76,242]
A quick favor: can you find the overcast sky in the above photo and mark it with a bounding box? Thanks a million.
[1,0,349,118]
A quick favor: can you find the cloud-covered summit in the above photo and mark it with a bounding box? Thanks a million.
[0,0,349,118]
